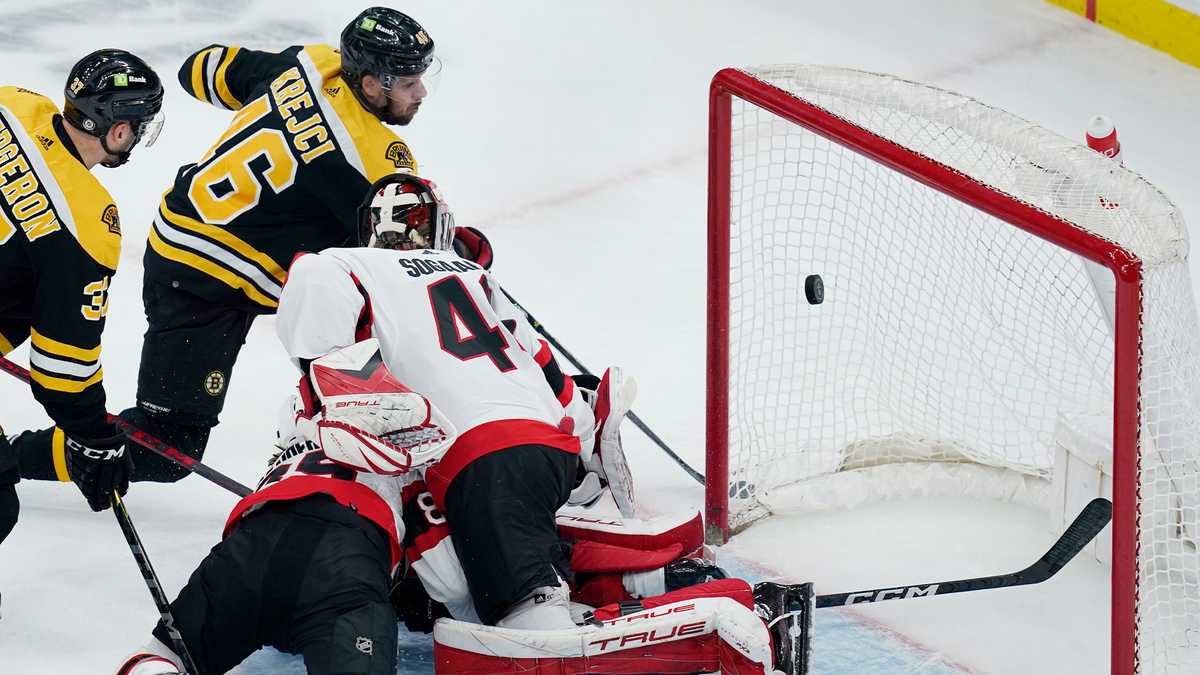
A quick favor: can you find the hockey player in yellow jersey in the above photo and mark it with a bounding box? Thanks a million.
[121,7,443,483]
[0,50,164,543]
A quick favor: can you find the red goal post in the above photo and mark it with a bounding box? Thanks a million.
[705,66,1199,673]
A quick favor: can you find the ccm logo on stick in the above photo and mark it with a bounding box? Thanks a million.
[844,584,939,604]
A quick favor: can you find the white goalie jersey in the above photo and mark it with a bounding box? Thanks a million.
[276,247,592,505]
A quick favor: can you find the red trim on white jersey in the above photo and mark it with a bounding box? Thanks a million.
[556,375,576,408]
[533,339,553,368]
[424,418,580,507]
[288,251,312,273]
[349,271,374,341]
[224,477,402,568]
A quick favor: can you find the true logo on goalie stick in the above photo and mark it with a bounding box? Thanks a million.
[203,370,226,396]
[385,141,414,170]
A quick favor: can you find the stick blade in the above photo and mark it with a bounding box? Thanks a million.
[1042,497,1112,573]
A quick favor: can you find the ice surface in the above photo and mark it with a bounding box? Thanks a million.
[0,1,1197,673]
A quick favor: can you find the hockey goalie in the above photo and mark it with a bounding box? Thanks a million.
[117,173,808,675]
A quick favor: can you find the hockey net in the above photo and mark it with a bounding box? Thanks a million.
[705,65,1200,673]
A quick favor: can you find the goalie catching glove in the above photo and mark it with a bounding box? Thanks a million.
[291,339,457,474]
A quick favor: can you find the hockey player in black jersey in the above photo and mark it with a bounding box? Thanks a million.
[119,7,447,484]
[0,50,164,542]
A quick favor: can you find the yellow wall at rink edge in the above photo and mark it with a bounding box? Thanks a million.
[1047,0,1200,68]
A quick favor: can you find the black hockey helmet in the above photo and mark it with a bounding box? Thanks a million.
[341,7,435,82]
[357,173,455,251]
[341,7,436,120]
[64,49,164,139]
[63,49,165,166]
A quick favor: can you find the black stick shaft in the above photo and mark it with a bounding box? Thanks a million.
[499,288,706,484]
[112,493,200,675]
[814,498,1112,608]
[0,356,252,498]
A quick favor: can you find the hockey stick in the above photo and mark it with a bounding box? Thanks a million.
[112,492,200,675]
[810,497,1113,608]
[0,356,252,498]
[499,287,707,485]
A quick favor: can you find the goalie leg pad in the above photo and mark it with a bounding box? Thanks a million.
[556,507,704,572]
[433,591,777,675]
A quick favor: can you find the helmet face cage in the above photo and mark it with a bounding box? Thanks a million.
[358,174,455,251]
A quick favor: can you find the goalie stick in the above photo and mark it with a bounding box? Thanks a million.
[809,497,1113,608]
[499,286,707,485]
[0,356,253,498]
[112,492,199,675]
[754,499,1110,674]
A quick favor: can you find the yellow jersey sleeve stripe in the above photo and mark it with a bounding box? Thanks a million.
[30,328,101,362]
[52,427,70,482]
[213,47,243,110]
[159,202,287,284]
[190,47,218,104]
[148,227,280,308]
[0,330,13,355]
[31,367,103,394]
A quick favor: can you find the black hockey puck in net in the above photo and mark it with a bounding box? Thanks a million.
[805,274,824,305]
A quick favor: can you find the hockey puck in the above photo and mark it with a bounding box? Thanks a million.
[805,274,824,305]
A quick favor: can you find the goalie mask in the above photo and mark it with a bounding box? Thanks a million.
[358,173,455,251]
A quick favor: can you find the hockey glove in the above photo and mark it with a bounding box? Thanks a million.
[300,339,457,474]
[664,557,729,592]
[452,226,493,269]
[64,430,131,512]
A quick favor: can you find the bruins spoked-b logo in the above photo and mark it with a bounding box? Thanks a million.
[101,204,120,235]
[385,140,415,170]
[203,370,226,397]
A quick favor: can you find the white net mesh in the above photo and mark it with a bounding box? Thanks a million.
[719,65,1200,672]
